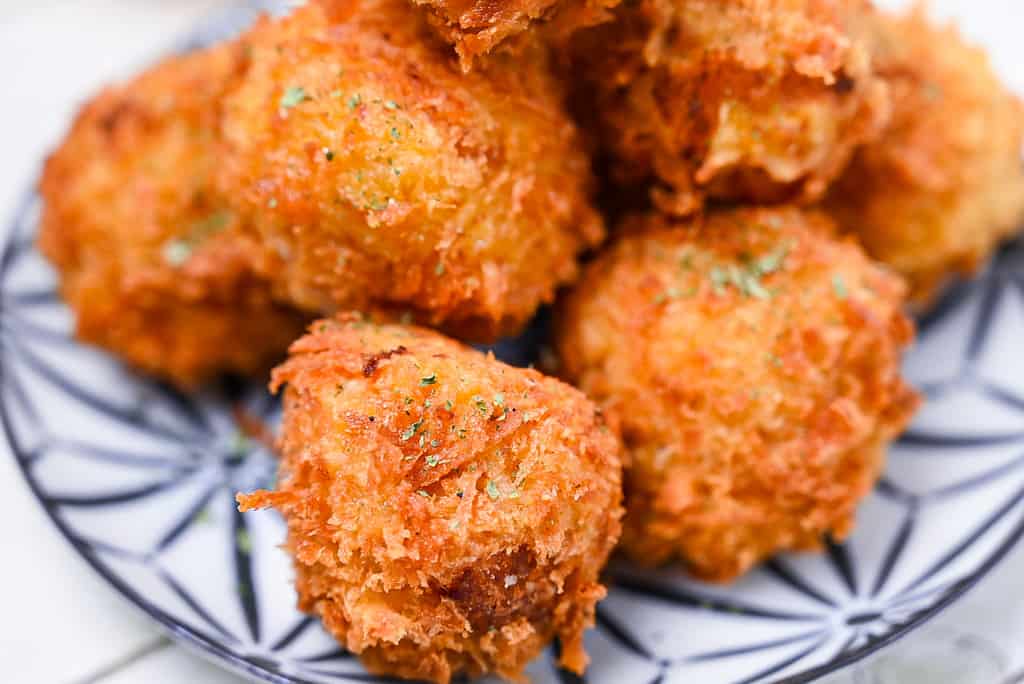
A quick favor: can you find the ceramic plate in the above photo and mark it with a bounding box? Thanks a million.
[4,4,1024,683]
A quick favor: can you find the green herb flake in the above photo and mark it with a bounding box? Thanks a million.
[267,197,278,209]
[330,89,343,99]
[416,489,431,498]
[162,240,191,266]
[473,396,490,416]
[493,393,505,407]
[445,400,454,411]
[486,480,500,500]
[420,373,437,386]
[348,93,361,110]
[434,262,445,276]
[833,274,848,300]
[280,86,310,109]
[390,127,401,140]
[384,100,399,110]
[400,419,423,442]
[709,267,728,293]
[425,455,439,467]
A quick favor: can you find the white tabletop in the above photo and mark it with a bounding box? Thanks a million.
[0,2,1021,683]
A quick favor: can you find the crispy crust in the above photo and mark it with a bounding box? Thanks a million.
[239,315,623,682]
[826,7,1024,303]
[568,0,890,215]
[410,0,619,71]
[555,208,919,581]
[219,0,604,342]
[37,43,307,388]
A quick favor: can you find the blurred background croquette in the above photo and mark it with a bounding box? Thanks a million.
[567,0,890,216]
[555,207,919,581]
[238,315,623,683]
[219,0,604,342]
[38,42,307,388]
[826,7,1024,304]
[409,0,619,70]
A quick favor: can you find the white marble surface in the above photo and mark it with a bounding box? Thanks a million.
[0,1,1021,683]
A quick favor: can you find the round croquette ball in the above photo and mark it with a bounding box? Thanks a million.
[239,315,623,682]
[555,207,919,581]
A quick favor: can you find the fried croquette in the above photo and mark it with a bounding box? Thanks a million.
[409,0,619,71]
[238,315,623,683]
[568,0,890,216]
[826,7,1024,303]
[555,208,919,581]
[218,0,604,341]
[38,43,307,388]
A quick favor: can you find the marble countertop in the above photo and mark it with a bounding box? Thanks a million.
[0,2,1021,682]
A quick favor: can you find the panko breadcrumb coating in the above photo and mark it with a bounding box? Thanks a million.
[239,315,623,683]
[410,0,619,71]
[826,7,1024,303]
[219,0,604,342]
[38,43,307,388]
[568,0,890,215]
[555,208,919,581]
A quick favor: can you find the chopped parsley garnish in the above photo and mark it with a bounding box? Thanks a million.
[486,480,500,500]
[279,86,310,109]
[162,210,233,266]
[384,100,399,110]
[400,419,423,442]
[706,242,792,300]
[348,93,361,109]
[420,373,437,386]
[416,489,430,498]
[390,127,401,140]
[493,393,505,407]
[434,262,445,276]
[162,241,192,266]
[425,455,439,467]
[267,197,278,209]
[473,395,490,416]
[653,287,695,304]
[833,274,848,299]
[445,400,454,411]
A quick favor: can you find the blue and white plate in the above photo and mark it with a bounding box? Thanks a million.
[3,5,1024,684]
